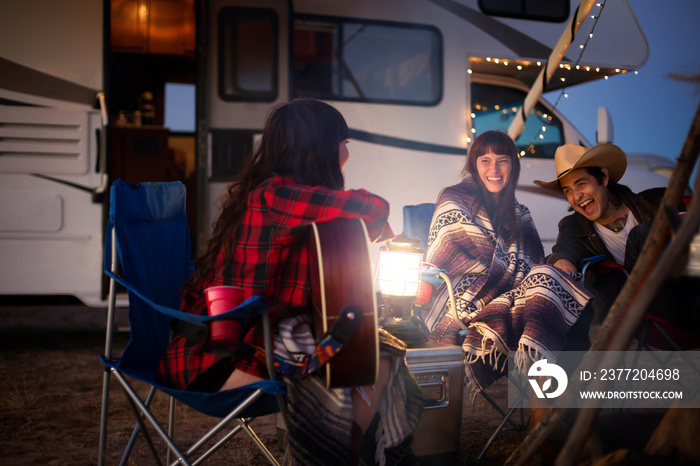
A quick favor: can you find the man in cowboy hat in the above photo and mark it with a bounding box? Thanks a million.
[534,143,686,326]
[535,143,665,275]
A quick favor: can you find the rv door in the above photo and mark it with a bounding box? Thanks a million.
[201,0,290,240]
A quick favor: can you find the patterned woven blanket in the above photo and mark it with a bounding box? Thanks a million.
[423,175,591,398]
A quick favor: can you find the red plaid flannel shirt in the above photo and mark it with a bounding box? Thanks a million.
[158,175,393,390]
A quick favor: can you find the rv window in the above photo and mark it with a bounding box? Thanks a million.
[218,7,278,102]
[471,83,563,158]
[292,16,442,106]
[478,0,569,22]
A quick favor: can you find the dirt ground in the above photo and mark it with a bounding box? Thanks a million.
[0,300,683,466]
[0,301,540,465]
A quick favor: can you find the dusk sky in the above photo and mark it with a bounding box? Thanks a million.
[543,0,700,173]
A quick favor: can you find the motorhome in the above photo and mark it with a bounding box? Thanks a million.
[0,0,670,306]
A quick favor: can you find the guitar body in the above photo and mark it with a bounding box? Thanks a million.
[308,218,379,389]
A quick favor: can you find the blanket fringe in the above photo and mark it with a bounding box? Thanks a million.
[514,342,543,374]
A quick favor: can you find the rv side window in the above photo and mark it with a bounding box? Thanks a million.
[218,7,278,102]
[471,83,563,159]
[292,16,442,106]
[478,0,569,22]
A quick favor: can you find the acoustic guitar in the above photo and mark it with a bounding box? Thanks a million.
[308,217,379,389]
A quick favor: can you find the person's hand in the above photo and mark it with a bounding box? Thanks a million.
[553,258,578,273]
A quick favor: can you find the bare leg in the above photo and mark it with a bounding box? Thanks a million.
[218,369,264,391]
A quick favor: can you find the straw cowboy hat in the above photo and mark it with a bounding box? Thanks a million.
[534,143,627,192]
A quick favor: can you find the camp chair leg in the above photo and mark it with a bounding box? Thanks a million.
[479,389,522,429]
[477,393,525,461]
[185,418,279,466]
[238,418,280,465]
[98,367,113,466]
[121,385,165,466]
[98,239,121,466]
[167,396,175,466]
[119,385,160,466]
[635,321,651,352]
[112,370,191,466]
[179,388,281,466]
[185,422,246,466]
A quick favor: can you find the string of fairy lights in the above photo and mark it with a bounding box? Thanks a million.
[467,0,638,156]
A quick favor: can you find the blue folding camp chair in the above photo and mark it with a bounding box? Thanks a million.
[402,203,435,251]
[97,180,287,466]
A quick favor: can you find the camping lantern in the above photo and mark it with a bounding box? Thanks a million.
[376,234,426,344]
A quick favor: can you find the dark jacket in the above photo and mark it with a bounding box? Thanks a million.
[546,187,665,269]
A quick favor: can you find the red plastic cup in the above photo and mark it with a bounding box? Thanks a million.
[205,286,244,345]
[415,281,433,306]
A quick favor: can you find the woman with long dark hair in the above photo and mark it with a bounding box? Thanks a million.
[422,130,591,401]
[158,98,422,465]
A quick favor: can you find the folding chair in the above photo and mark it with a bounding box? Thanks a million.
[580,254,700,350]
[581,256,700,401]
[97,180,287,466]
[402,203,435,250]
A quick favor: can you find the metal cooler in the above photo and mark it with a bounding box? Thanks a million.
[406,341,465,460]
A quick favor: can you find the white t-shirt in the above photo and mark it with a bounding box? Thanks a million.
[594,212,639,264]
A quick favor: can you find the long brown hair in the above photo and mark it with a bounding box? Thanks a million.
[186,98,349,288]
[464,130,520,242]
